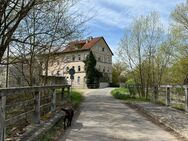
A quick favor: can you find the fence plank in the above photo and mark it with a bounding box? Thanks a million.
[33,91,40,124]
[185,86,188,112]
[0,96,6,141]
[166,87,170,106]
[0,84,70,140]
[153,86,158,102]
[51,89,56,113]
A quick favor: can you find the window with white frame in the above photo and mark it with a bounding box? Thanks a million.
[72,55,75,61]
[102,47,105,52]
[78,66,81,72]
[77,76,80,84]
[78,55,81,60]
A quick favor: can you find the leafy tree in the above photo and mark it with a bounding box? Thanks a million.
[84,51,102,88]
[112,61,127,85]
[118,12,165,98]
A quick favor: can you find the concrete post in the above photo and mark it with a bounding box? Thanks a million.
[166,87,170,106]
[0,96,6,141]
[33,91,40,124]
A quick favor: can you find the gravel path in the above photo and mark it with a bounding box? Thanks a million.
[59,88,181,141]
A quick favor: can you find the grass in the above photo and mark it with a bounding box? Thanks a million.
[111,87,129,95]
[69,90,84,108]
[111,88,149,103]
[171,103,185,111]
[40,118,64,141]
[39,90,83,141]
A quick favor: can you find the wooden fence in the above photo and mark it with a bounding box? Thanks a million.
[153,85,188,111]
[0,84,70,141]
[126,84,188,112]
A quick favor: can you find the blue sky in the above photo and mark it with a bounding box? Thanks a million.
[76,0,185,61]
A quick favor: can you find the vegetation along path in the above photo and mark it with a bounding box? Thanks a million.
[59,88,181,141]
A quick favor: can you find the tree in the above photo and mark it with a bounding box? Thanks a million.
[0,0,40,63]
[84,51,102,88]
[170,1,188,84]
[3,0,86,86]
[118,12,166,99]
[112,61,127,85]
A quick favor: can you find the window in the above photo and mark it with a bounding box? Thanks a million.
[103,67,105,72]
[78,66,81,72]
[72,66,75,70]
[65,56,69,61]
[78,55,81,60]
[77,76,80,84]
[102,47,105,51]
[84,54,87,59]
[72,55,75,61]
[98,56,101,61]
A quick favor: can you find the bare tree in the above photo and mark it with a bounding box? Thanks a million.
[118,12,165,98]
[8,0,86,86]
[0,0,38,63]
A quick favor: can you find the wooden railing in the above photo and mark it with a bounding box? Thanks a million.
[154,85,188,111]
[126,84,188,112]
[0,84,71,141]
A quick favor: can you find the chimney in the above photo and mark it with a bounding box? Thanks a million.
[86,36,93,43]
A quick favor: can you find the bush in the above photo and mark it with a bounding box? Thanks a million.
[112,91,130,100]
[111,88,149,103]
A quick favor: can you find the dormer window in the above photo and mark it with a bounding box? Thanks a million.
[102,47,105,52]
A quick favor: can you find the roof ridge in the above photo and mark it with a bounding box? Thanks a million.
[62,36,103,53]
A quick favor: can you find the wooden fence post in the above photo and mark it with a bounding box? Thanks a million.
[33,91,40,124]
[68,87,70,95]
[166,86,170,106]
[185,86,188,112]
[153,86,158,102]
[61,88,64,105]
[0,96,6,141]
[51,89,56,112]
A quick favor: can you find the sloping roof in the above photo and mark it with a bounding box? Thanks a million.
[62,36,113,55]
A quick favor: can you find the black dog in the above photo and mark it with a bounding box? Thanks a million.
[61,108,74,129]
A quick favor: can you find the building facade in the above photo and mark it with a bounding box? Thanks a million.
[47,36,113,88]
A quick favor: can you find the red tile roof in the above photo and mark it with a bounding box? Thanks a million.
[62,36,102,53]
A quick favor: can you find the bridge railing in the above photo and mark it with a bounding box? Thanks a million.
[153,85,188,111]
[0,84,71,141]
[125,84,188,112]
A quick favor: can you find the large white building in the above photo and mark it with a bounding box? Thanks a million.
[47,36,113,88]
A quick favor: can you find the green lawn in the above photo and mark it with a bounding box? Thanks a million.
[111,88,149,103]
[69,90,84,108]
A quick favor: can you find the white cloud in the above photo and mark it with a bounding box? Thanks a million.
[75,0,185,29]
